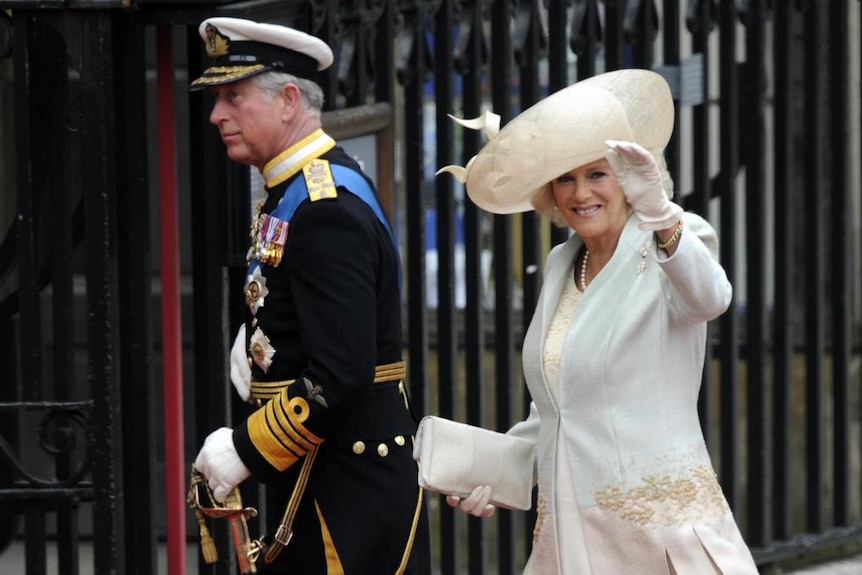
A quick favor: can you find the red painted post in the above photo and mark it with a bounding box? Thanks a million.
[156,24,186,575]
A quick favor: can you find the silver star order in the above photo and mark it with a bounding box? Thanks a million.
[245,265,269,315]
[248,327,275,373]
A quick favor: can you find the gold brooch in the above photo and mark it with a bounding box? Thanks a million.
[637,240,652,275]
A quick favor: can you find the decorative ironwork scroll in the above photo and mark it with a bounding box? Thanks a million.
[0,401,92,490]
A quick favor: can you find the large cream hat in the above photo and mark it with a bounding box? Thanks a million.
[190,17,334,90]
[439,69,674,214]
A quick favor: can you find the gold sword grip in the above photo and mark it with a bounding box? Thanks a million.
[187,466,264,574]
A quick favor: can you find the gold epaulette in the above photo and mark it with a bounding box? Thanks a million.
[303,158,337,202]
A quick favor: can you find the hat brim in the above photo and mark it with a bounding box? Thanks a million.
[189,17,334,91]
[189,63,273,90]
[462,69,674,214]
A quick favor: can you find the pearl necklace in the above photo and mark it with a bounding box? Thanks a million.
[579,249,589,292]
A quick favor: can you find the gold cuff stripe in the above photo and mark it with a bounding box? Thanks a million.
[269,397,320,453]
[248,394,323,471]
[250,378,296,400]
[247,406,301,471]
[249,362,406,400]
[263,406,311,458]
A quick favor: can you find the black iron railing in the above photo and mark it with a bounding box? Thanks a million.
[0,1,860,574]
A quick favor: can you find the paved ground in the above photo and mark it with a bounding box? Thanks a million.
[0,542,199,573]
[3,541,862,573]
[781,555,862,575]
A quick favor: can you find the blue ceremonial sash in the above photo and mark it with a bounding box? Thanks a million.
[248,163,400,284]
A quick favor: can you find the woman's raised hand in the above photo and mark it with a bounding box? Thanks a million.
[605,140,682,231]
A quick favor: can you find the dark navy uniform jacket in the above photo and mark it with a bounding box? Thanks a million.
[232,133,430,575]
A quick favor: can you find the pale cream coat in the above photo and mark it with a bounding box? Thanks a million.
[508,213,758,574]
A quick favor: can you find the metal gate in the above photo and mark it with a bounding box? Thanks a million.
[0,1,860,574]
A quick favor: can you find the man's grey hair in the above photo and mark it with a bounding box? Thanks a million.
[251,71,325,118]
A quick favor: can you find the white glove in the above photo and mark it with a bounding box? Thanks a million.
[229,324,251,402]
[194,427,251,502]
[446,485,496,518]
[605,140,682,231]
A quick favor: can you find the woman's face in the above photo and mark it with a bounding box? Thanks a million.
[551,157,629,242]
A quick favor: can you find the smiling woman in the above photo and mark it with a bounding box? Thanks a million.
[424,68,756,575]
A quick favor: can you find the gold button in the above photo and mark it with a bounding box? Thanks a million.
[377,443,389,457]
[394,435,405,446]
[352,441,365,455]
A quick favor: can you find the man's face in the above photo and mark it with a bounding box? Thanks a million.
[209,77,287,170]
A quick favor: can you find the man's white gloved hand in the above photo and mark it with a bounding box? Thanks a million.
[446,485,496,518]
[605,140,682,231]
[229,324,251,402]
[194,427,251,503]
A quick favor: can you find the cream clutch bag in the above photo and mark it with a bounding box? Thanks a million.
[413,415,536,510]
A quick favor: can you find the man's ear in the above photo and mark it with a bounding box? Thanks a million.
[280,83,301,122]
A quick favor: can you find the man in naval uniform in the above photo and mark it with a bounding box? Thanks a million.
[190,17,431,575]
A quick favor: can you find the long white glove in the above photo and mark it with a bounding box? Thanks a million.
[229,324,251,402]
[446,485,496,518]
[605,140,682,231]
[194,427,251,502]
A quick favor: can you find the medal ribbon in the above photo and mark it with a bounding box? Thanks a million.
[249,163,400,283]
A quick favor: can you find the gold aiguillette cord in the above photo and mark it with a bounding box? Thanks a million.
[263,445,319,564]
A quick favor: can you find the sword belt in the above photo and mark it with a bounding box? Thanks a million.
[250,360,406,402]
